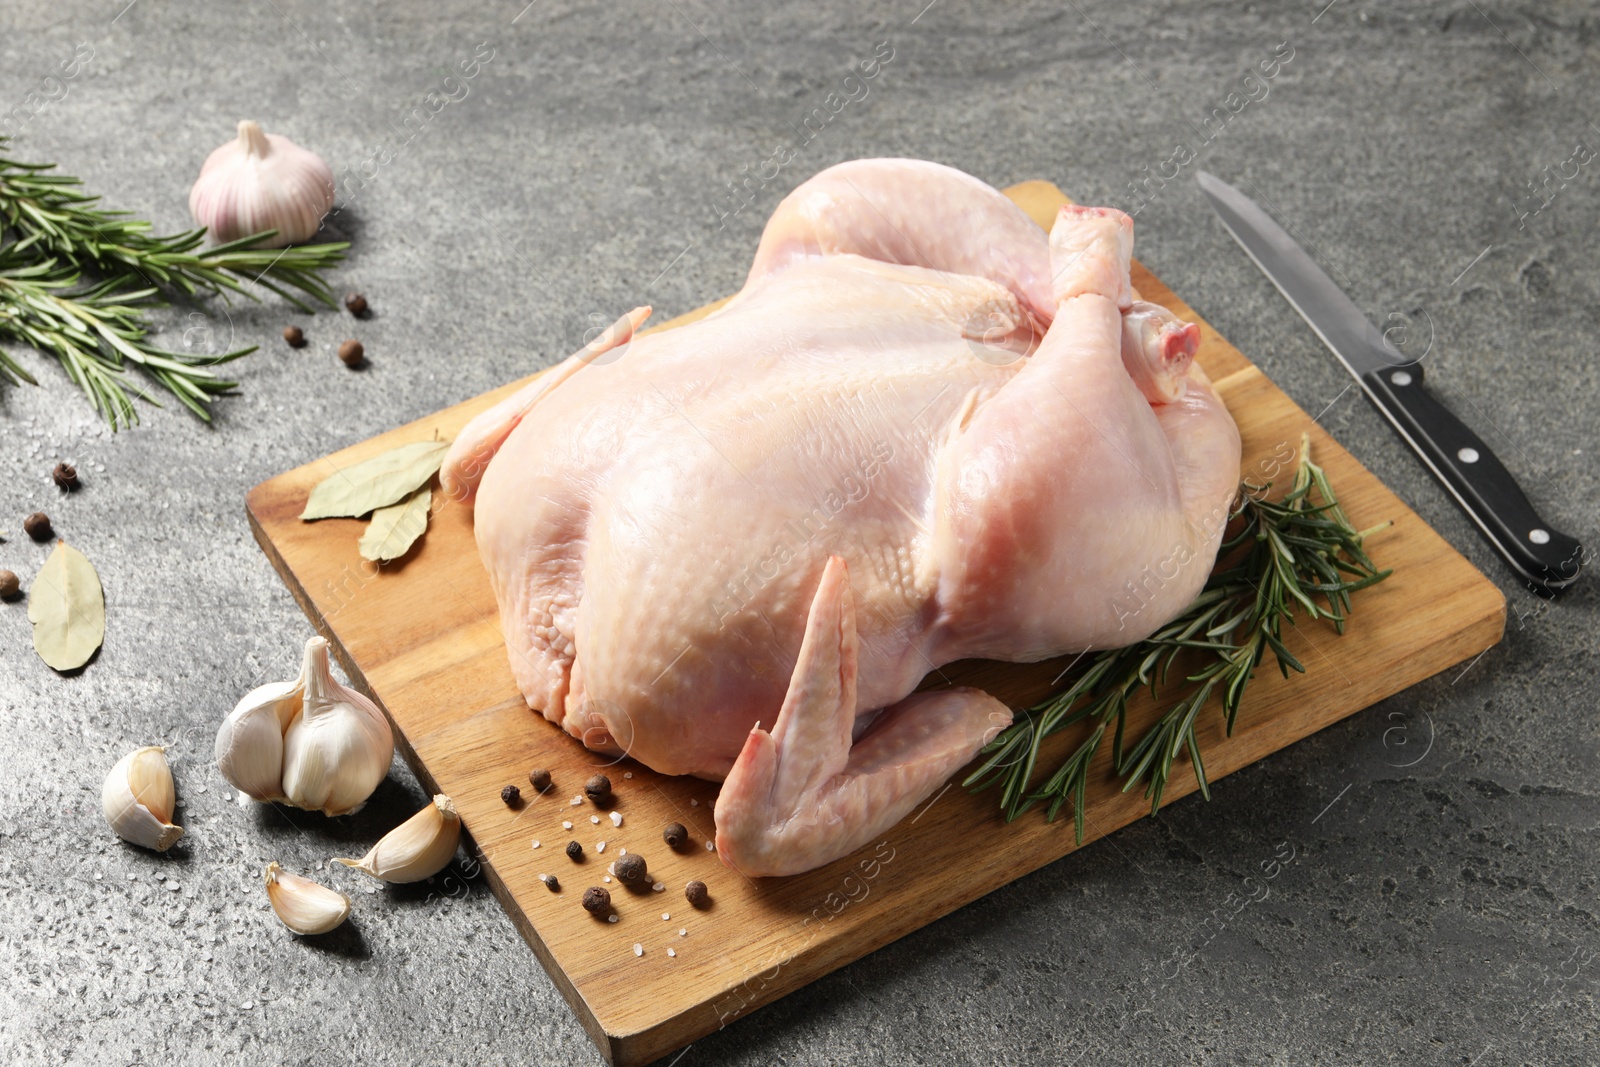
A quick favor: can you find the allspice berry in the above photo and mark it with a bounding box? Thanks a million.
[23,512,52,542]
[52,462,79,491]
[614,852,647,886]
[282,325,306,348]
[685,880,710,908]
[500,784,522,806]
[662,822,687,849]
[338,339,365,367]
[527,768,552,793]
[581,886,611,916]
[543,874,561,893]
[565,840,583,861]
[584,774,612,805]
[0,570,20,600]
[344,292,369,316]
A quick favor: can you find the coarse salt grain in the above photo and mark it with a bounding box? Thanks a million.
[690,799,699,806]
[603,876,612,883]
[706,841,716,851]
[652,882,665,892]
[608,914,618,923]
[667,948,677,957]
[662,913,670,921]
[608,862,616,875]
[633,943,643,957]
[619,847,627,856]
[562,820,573,830]
[570,796,583,806]
[590,815,601,824]
[596,841,607,853]
[531,840,541,849]
[610,811,623,827]
[624,772,633,779]
[678,928,686,936]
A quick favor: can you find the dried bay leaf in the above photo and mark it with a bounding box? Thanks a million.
[300,440,449,521]
[359,485,433,562]
[28,540,105,671]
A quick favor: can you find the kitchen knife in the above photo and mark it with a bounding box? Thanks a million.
[1196,170,1583,593]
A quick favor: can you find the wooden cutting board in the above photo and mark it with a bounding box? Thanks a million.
[246,181,1505,1066]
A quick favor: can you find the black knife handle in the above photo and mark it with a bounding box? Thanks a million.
[1360,363,1583,591]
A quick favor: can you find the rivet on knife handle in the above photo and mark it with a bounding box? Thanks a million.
[1362,363,1583,591]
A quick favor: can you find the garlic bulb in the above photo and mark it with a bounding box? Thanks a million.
[102,746,184,851]
[189,120,335,247]
[264,862,350,935]
[214,636,393,816]
[334,794,460,883]
[281,639,393,815]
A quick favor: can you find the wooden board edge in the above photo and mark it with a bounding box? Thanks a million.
[602,588,1509,1064]
[245,497,625,1058]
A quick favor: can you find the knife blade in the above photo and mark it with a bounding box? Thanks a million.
[1196,170,1583,593]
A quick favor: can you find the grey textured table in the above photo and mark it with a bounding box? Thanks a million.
[2,2,1596,1064]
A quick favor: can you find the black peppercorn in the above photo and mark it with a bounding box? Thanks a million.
[23,512,52,542]
[52,462,79,491]
[345,292,369,316]
[0,570,19,600]
[614,852,647,886]
[338,339,364,367]
[584,773,612,804]
[543,874,561,893]
[528,768,552,793]
[565,840,583,861]
[685,880,709,908]
[500,784,521,806]
[663,822,687,849]
[282,325,306,348]
[581,886,611,915]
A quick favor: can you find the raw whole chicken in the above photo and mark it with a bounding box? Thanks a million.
[441,159,1241,877]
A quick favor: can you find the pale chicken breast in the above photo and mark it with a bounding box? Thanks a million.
[442,159,1241,877]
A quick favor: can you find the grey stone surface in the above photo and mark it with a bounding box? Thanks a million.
[2,0,1597,1063]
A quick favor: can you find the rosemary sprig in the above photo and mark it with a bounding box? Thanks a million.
[0,136,348,428]
[964,435,1391,841]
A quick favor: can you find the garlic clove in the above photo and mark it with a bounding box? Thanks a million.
[264,861,350,935]
[280,637,394,816]
[333,794,459,883]
[102,746,184,852]
[188,120,336,248]
[214,677,300,803]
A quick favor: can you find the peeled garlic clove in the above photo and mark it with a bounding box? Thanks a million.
[334,794,459,883]
[214,677,301,803]
[280,637,394,816]
[102,746,184,852]
[188,120,335,247]
[264,862,350,935]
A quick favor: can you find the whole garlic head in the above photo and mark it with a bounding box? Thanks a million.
[281,638,394,816]
[189,120,335,247]
[214,636,393,817]
[102,746,184,852]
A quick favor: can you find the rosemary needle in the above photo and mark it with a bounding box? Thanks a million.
[964,434,1391,840]
[0,135,348,428]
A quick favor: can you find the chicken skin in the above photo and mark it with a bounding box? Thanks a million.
[442,159,1240,876]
